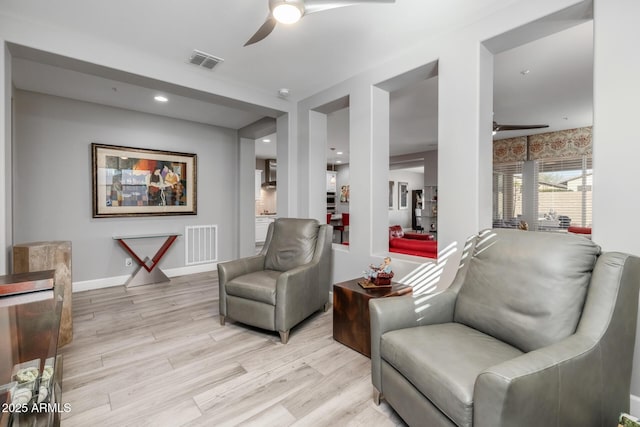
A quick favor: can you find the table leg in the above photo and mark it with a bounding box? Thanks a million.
[115,235,179,287]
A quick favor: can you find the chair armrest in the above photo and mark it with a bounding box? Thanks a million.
[218,255,265,284]
[217,255,265,316]
[275,260,321,331]
[474,334,599,427]
[369,290,457,390]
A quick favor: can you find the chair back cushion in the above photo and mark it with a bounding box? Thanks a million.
[454,229,600,352]
[265,218,320,272]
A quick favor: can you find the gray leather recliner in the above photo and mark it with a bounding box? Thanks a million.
[218,218,332,344]
[370,228,640,427]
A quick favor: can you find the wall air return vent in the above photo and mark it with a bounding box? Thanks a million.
[188,49,224,70]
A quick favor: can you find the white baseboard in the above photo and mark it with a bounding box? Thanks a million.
[164,262,217,277]
[630,394,640,417]
[73,275,130,292]
[72,263,218,293]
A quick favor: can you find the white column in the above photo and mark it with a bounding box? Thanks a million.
[308,110,327,221]
[276,113,297,218]
[347,83,374,258]
[371,86,390,254]
[521,160,538,228]
[438,39,494,250]
[238,137,255,257]
[592,0,640,401]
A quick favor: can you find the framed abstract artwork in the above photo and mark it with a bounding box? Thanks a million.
[92,143,197,217]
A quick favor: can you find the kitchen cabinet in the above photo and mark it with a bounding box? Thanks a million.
[255,216,276,243]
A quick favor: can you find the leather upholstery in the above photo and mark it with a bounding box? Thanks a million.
[265,218,319,272]
[382,323,522,426]
[455,229,600,352]
[218,218,332,342]
[370,228,640,427]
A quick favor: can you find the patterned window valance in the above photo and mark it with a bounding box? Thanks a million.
[494,127,592,164]
[493,136,527,163]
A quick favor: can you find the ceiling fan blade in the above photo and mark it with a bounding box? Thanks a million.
[244,15,277,46]
[303,0,395,15]
[495,124,549,132]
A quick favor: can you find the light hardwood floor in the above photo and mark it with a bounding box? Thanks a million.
[60,271,406,426]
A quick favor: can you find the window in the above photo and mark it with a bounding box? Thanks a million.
[493,162,523,228]
[493,155,592,231]
[493,127,592,232]
[536,156,592,229]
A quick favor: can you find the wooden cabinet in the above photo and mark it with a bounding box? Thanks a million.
[13,241,72,347]
[333,279,412,357]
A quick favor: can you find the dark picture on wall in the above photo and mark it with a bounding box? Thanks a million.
[92,143,197,217]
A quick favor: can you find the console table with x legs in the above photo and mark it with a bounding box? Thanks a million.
[113,233,181,287]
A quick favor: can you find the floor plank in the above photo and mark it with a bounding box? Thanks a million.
[60,271,405,426]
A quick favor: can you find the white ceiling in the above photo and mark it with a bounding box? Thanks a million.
[1,0,519,99]
[3,1,593,167]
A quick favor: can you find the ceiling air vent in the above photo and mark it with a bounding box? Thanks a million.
[188,50,224,70]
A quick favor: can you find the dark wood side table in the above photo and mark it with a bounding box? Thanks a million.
[333,278,412,357]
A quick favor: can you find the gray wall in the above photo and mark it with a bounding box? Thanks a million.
[13,90,239,282]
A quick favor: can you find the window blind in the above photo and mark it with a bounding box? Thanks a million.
[536,155,592,229]
[493,161,523,228]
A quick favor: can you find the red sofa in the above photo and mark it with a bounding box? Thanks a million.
[568,226,592,239]
[389,225,437,259]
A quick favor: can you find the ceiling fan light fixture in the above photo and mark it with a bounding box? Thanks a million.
[272,2,304,24]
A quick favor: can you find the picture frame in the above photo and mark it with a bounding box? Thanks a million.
[340,184,350,203]
[388,181,394,209]
[92,143,197,218]
[398,182,409,210]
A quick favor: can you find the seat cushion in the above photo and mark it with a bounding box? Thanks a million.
[381,323,523,427]
[265,218,319,272]
[455,228,600,352]
[225,270,281,305]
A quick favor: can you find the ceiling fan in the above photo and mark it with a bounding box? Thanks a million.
[493,121,549,134]
[245,0,396,46]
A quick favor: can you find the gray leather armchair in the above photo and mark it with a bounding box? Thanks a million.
[218,218,332,344]
[370,228,640,427]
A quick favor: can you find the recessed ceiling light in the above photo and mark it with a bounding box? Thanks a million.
[336,160,343,164]
[154,95,168,103]
[520,69,530,76]
[337,151,343,155]
[278,88,290,98]
[262,139,271,143]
